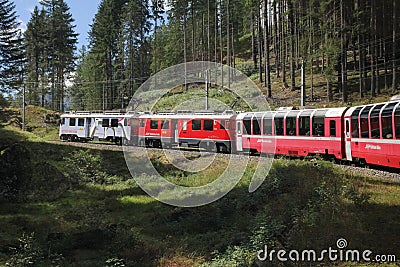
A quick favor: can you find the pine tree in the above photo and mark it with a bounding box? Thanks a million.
[41,0,78,111]
[24,6,48,106]
[24,0,77,111]
[0,0,24,93]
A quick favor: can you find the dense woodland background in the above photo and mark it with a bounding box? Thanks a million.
[1,0,400,111]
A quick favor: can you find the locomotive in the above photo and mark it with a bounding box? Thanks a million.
[60,99,400,169]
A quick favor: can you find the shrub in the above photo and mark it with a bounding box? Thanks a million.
[64,150,108,184]
[6,233,40,267]
[105,258,126,267]
[6,232,64,267]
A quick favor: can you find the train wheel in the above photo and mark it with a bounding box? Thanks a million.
[207,142,217,153]
[199,141,207,151]
[217,144,228,154]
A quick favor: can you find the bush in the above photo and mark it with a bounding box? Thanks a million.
[236,62,258,77]
[64,150,108,184]
[0,144,32,202]
[0,94,10,108]
[6,233,64,267]
[6,233,40,267]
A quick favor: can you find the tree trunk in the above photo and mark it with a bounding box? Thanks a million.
[207,0,210,61]
[280,1,286,84]
[251,12,257,69]
[374,0,380,94]
[340,0,348,102]
[191,2,195,61]
[288,0,295,89]
[258,9,263,83]
[183,13,188,90]
[226,0,230,88]
[264,0,272,98]
[370,0,376,97]
[273,1,279,78]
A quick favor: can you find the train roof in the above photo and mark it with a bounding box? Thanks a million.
[61,110,139,119]
[236,107,348,120]
[137,110,236,120]
[345,99,400,116]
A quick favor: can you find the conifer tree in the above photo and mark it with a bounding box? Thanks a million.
[0,0,23,93]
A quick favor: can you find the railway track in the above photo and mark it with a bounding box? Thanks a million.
[47,140,400,183]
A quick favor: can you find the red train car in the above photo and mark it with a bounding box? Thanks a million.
[235,107,348,160]
[344,100,400,168]
[136,113,174,148]
[137,111,235,152]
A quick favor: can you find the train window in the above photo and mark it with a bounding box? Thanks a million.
[150,120,159,129]
[286,111,299,136]
[192,120,201,130]
[263,114,273,136]
[111,119,119,128]
[225,120,230,130]
[161,120,170,130]
[61,118,65,125]
[204,120,213,131]
[69,118,76,127]
[243,117,252,135]
[102,119,109,127]
[299,117,310,136]
[78,118,84,127]
[287,118,296,136]
[312,118,324,136]
[312,110,327,137]
[285,117,295,136]
[219,120,225,130]
[140,120,145,127]
[253,119,261,135]
[360,106,372,138]
[381,103,396,139]
[124,119,128,126]
[351,107,362,138]
[183,120,188,131]
[274,118,284,136]
[237,121,242,135]
[370,104,384,139]
[395,107,400,138]
[330,120,336,137]
[299,111,312,136]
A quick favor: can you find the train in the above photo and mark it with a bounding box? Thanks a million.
[59,99,400,169]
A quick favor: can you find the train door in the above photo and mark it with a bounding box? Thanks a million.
[345,118,352,161]
[86,118,91,138]
[94,118,104,139]
[172,119,178,144]
[236,120,243,151]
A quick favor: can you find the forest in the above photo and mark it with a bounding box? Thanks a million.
[0,0,400,111]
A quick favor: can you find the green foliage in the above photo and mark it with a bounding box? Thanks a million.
[6,233,40,267]
[105,258,126,267]
[24,0,78,111]
[0,94,10,108]
[6,232,64,267]
[64,150,108,184]
[345,185,371,207]
[0,0,24,93]
[235,62,258,77]
[74,0,152,110]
